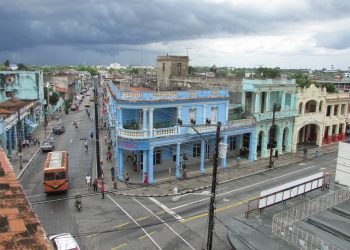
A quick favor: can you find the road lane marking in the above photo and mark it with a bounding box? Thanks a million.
[138,231,156,240]
[114,222,129,229]
[108,195,161,250]
[149,197,184,222]
[171,164,319,210]
[87,234,97,238]
[133,198,196,250]
[70,138,73,144]
[111,243,128,249]
[181,197,255,224]
[137,216,148,222]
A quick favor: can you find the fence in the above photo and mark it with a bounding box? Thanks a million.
[272,187,350,249]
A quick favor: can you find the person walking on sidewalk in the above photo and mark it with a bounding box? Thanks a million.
[85,174,91,190]
[110,167,115,181]
[104,135,107,144]
[274,149,279,159]
[303,147,308,161]
[125,172,130,187]
[101,181,105,199]
[143,172,149,186]
[93,178,98,192]
[315,150,320,161]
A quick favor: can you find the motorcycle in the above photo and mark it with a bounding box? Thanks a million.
[75,196,82,212]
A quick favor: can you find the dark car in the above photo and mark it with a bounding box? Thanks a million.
[41,138,54,152]
[53,125,65,135]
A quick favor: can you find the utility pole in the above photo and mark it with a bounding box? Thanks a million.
[94,79,102,179]
[268,103,276,169]
[17,110,23,170]
[207,122,221,250]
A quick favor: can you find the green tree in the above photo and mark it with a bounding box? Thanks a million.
[256,67,281,78]
[49,92,59,105]
[316,82,337,93]
[188,66,196,75]
[4,60,10,67]
[290,72,312,88]
[17,63,28,70]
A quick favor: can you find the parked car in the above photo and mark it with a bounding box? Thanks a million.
[53,125,65,135]
[41,138,54,152]
[84,101,90,107]
[71,105,77,111]
[49,233,80,250]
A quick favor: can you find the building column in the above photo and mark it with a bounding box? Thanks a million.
[117,147,124,180]
[143,150,148,180]
[261,130,268,158]
[327,125,333,144]
[242,92,246,111]
[334,124,339,142]
[254,92,260,113]
[342,123,347,141]
[148,147,154,184]
[277,126,283,154]
[200,139,205,173]
[13,125,17,150]
[235,135,242,151]
[176,143,181,178]
[118,107,123,129]
[265,92,270,112]
[221,135,228,168]
[203,105,207,123]
[7,129,12,155]
[248,132,255,161]
[12,127,16,149]
[281,92,286,111]
[331,105,334,116]
[149,108,154,137]
[291,92,296,111]
[285,126,292,153]
[142,108,147,130]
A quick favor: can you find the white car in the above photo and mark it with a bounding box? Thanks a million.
[49,233,80,250]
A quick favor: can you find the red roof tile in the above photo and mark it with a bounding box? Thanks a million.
[0,147,51,249]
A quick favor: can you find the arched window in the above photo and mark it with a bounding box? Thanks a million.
[305,100,317,113]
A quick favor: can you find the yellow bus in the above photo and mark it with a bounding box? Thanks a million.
[43,151,69,193]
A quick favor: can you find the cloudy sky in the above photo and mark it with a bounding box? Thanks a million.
[1,0,350,69]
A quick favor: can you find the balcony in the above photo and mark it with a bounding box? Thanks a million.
[254,110,298,122]
[226,118,255,129]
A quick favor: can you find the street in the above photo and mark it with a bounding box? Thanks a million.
[19,104,338,250]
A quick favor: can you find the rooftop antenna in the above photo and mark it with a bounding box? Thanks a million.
[185,48,192,57]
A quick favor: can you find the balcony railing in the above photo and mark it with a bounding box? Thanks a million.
[119,129,147,139]
[154,127,178,137]
[226,118,255,129]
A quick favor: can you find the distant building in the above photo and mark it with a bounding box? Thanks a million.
[156,55,189,90]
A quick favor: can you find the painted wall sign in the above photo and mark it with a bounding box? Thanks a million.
[118,140,150,150]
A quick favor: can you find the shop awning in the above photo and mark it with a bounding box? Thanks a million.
[25,119,38,128]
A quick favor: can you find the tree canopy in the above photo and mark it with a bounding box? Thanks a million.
[256,67,281,78]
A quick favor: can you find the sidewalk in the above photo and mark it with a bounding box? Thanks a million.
[100,137,340,197]
[10,112,62,179]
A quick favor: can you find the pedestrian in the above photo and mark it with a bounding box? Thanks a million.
[37,139,40,146]
[275,149,279,159]
[143,172,148,186]
[90,116,93,122]
[110,167,115,182]
[104,135,107,144]
[93,178,98,192]
[25,139,29,147]
[303,147,308,161]
[101,181,105,199]
[90,131,93,139]
[85,174,91,190]
[315,150,320,161]
[125,172,130,187]
[182,165,187,178]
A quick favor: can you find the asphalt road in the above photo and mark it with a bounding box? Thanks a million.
[19,103,338,249]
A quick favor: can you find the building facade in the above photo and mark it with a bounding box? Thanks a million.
[106,82,256,183]
[242,79,298,159]
[0,71,44,103]
[292,84,326,153]
[323,92,349,144]
[156,55,189,90]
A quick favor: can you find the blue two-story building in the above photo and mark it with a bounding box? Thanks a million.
[107,82,256,183]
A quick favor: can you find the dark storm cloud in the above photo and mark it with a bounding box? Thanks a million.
[1,0,350,50]
[1,0,350,64]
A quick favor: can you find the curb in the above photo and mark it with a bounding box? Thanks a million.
[106,149,337,198]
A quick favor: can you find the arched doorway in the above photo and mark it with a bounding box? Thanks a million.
[304,100,317,113]
[297,124,319,149]
[282,127,289,152]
